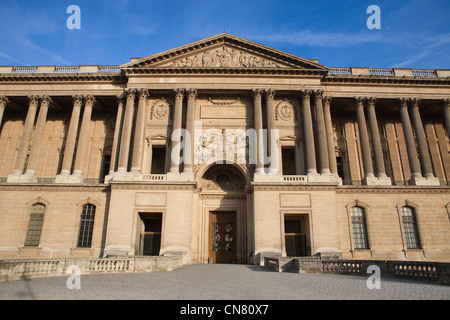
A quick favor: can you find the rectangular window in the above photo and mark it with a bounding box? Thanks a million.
[25,204,46,246]
[281,147,296,175]
[401,207,421,249]
[351,206,369,249]
[151,146,166,174]
[77,204,96,248]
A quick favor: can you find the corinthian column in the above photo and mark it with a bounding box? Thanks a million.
[10,96,39,176]
[0,96,9,130]
[265,89,278,174]
[72,95,95,179]
[300,89,316,175]
[443,99,450,138]
[365,97,387,178]
[131,89,149,173]
[109,94,125,174]
[313,90,330,175]
[399,98,422,179]
[184,88,197,173]
[323,96,338,175]
[25,96,52,177]
[355,97,374,180]
[170,88,184,173]
[117,89,137,173]
[252,89,264,174]
[409,98,434,178]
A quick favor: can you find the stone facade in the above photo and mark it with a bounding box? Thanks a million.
[0,34,449,264]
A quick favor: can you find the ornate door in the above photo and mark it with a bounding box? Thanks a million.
[209,211,236,264]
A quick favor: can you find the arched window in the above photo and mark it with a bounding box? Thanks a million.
[350,206,369,249]
[25,203,46,246]
[400,206,421,249]
[77,204,96,248]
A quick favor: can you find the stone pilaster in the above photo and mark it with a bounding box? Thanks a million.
[109,94,126,174]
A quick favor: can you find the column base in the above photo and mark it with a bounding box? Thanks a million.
[363,175,392,186]
[307,173,342,185]
[167,171,195,182]
[55,172,85,184]
[409,176,440,186]
[6,172,37,183]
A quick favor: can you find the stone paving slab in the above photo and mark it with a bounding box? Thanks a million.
[0,264,449,300]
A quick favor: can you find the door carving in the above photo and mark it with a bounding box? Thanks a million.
[209,211,236,263]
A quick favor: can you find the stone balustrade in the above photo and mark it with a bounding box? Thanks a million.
[0,65,121,74]
[0,256,183,282]
[264,257,450,284]
[328,67,450,78]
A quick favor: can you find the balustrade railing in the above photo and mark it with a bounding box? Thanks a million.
[55,66,79,73]
[12,66,37,73]
[369,68,394,76]
[412,69,437,77]
[283,175,307,182]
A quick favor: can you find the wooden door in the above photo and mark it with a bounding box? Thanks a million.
[209,211,236,264]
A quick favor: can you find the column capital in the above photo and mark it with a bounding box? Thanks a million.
[251,88,263,98]
[186,88,198,99]
[264,88,276,99]
[354,96,365,108]
[365,97,377,108]
[174,88,185,99]
[125,88,138,100]
[137,88,150,100]
[322,96,332,106]
[442,98,450,109]
[84,95,96,107]
[0,95,9,106]
[40,95,52,107]
[312,89,324,99]
[408,97,420,109]
[399,97,409,109]
[299,89,312,100]
[28,95,40,106]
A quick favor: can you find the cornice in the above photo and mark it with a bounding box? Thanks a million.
[336,186,450,194]
[0,183,109,192]
[123,67,327,76]
[0,73,127,83]
[323,74,450,85]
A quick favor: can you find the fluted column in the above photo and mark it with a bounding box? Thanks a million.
[313,90,330,174]
[252,89,264,174]
[355,97,374,179]
[365,97,387,178]
[11,96,39,175]
[117,89,137,173]
[399,98,422,179]
[58,95,83,177]
[131,89,149,173]
[170,88,184,173]
[0,96,8,130]
[409,98,434,178]
[25,96,51,176]
[184,88,197,173]
[72,95,95,177]
[109,94,125,174]
[443,99,450,138]
[300,89,316,175]
[443,99,450,139]
[265,89,278,174]
[323,96,338,175]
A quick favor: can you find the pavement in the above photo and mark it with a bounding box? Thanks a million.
[0,264,449,300]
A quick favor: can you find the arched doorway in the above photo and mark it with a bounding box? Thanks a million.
[197,164,249,264]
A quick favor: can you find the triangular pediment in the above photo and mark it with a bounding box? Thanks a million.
[121,33,328,72]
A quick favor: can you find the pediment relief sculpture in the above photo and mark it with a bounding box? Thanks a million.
[165,46,288,68]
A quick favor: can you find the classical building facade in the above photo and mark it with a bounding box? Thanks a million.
[0,34,449,264]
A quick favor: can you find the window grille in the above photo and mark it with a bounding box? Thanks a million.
[351,206,369,249]
[77,204,96,248]
[25,204,46,246]
[401,206,421,249]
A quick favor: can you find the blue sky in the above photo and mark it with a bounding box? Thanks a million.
[0,0,449,69]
